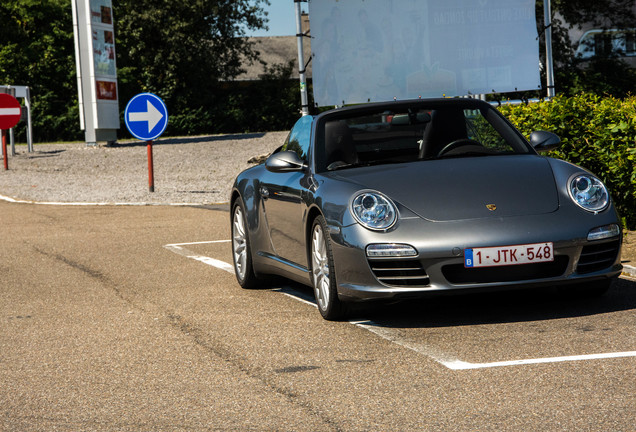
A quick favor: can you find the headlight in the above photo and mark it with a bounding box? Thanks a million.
[568,174,609,213]
[351,191,397,230]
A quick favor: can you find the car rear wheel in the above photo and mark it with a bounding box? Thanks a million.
[231,200,260,289]
[311,216,348,320]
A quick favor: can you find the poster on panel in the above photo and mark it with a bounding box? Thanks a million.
[88,0,119,129]
[72,0,119,141]
[309,0,541,106]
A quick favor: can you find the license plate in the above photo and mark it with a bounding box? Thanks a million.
[464,242,553,268]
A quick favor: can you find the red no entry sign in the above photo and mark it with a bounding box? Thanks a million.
[0,93,22,130]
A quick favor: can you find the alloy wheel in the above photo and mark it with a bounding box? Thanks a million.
[232,205,248,281]
[312,223,330,311]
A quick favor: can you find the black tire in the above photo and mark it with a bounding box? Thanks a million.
[310,216,349,320]
[231,200,260,289]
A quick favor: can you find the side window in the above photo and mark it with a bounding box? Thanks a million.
[282,115,313,161]
[465,109,510,152]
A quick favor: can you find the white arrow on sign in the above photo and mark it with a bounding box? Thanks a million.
[127,100,164,133]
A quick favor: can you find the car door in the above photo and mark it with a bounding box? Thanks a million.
[261,115,313,268]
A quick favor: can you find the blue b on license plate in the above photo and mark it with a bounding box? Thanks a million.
[464,242,554,268]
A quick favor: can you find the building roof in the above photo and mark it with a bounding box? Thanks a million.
[235,36,312,81]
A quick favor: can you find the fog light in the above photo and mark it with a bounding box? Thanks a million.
[587,224,620,241]
[366,243,417,257]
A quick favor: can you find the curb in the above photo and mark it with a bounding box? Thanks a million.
[623,264,636,279]
[0,193,229,208]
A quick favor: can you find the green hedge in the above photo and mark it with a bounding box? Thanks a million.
[497,94,636,229]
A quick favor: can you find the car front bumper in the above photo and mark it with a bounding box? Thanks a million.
[329,213,623,301]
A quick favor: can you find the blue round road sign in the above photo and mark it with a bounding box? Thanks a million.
[124,93,168,141]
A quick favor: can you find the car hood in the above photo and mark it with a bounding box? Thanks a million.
[329,155,559,222]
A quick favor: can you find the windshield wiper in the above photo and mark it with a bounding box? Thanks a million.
[357,159,403,168]
[328,159,400,170]
[327,161,356,171]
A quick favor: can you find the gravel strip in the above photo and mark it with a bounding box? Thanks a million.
[0,132,287,205]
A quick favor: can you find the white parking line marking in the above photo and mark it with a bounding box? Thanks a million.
[164,240,636,370]
[442,351,636,370]
[165,240,231,247]
[350,320,462,367]
[164,241,234,274]
[273,288,318,308]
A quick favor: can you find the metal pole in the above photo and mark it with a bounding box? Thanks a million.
[544,0,556,98]
[2,129,8,170]
[147,140,154,192]
[294,0,310,116]
[25,87,33,152]
[9,127,15,156]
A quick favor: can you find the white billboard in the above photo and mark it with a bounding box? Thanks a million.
[309,0,541,106]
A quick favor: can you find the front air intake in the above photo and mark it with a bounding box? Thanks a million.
[576,240,620,274]
[368,258,430,287]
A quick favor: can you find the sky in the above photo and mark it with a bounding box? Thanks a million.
[244,1,308,37]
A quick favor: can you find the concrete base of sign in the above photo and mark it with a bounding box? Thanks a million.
[85,128,118,147]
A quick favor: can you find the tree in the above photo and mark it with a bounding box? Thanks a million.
[113,0,270,136]
[554,0,635,30]
[0,0,270,142]
[537,0,636,96]
[0,0,80,142]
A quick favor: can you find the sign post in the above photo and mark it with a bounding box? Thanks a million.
[0,94,22,170]
[147,140,155,192]
[124,93,168,192]
[1,85,33,154]
[294,0,310,116]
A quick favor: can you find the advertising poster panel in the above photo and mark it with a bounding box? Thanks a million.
[309,0,541,106]
[90,0,118,106]
[72,0,119,143]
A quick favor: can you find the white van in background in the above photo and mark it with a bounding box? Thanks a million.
[573,28,636,66]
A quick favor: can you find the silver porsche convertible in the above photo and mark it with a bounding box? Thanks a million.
[230,98,622,320]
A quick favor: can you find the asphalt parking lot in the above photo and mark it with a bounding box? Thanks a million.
[1,200,635,431]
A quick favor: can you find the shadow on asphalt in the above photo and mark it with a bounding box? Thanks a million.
[362,277,636,328]
[277,277,636,328]
[195,203,230,212]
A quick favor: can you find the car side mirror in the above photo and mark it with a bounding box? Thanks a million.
[265,151,307,173]
[530,131,561,152]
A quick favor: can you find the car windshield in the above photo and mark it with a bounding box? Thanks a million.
[316,102,531,172]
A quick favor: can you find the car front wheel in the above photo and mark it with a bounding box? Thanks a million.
[311,216,348,320]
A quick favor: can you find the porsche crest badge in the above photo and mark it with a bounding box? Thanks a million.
[486,204,497,211]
